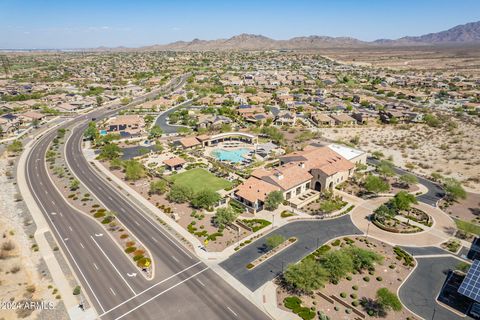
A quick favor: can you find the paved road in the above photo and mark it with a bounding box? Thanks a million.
[154,100,192,134]
[401,246,450,256]
[367,157,445,206]
[25,76,270,320]
[220,215,362,291]
[399,256,472,320]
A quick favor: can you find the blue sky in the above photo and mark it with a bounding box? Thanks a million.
[0,0,478,49]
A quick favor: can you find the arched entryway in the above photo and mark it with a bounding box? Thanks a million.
[328,182,333,190]
[314,181,322,191]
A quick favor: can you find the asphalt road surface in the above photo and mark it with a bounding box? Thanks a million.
[25,75,270,320]
[399,256,472,320]
[154,100,192,134]
[220,215,362,291]
[367,157,445,206]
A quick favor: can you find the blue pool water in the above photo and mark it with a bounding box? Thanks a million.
[99,130,107,136]
[212,148,250,163]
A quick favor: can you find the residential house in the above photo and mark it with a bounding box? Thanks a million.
[105,115,145,136]
[311,113,335,126]
[330,114,357,126]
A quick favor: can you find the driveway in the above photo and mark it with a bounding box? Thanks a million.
[220,215,362,291]
[367,157,445,206]
[399,256,472,320]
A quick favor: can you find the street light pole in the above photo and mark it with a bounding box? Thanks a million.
[366,221,371,239]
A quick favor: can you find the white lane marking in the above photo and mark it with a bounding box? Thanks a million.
[59,212,63,217]
[39,181,43,186]
[80,242,85,249]
[44,190,48,195]
[171,255,179,263]
[68,226,73,231]
[134,220,140,226]
[110,288,116,296]
[196,279,205,287]
[227,307,238,317]
[90,236,136,295]
[51,200,55,205]
[98,261,202,317]
[25,149,107,314]
[98,187,102,191]
[93,263,99,270]
[151,236,158,243]
[112,267,209,320]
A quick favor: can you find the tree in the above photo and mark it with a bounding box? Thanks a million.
[364,174,389,194]
[320,250,354,282]
[96,96,103,107]
[7,140,23,153]
[149,180,168,195]
[84,121,99,141]
[70,179,80,191]
[399,174,418,187]
[376,288,402,312]
[265,191,283,211]
[121,97,131,105]
[167,184,193,203]
[109,158,123,170]
[377,160,395,177]
[391,191,417,211]
[284,258,329,293]
[444,178,466,201]
[123,160,145,181]
[371,151,384,159]
[144,114,154,124]
[99,143,121,160]
[31,118,40,128]
[345,247,383,272]
[148,125,163,139]
[266,234,285,250]
[214,206,238,227]
[191,190,220,209]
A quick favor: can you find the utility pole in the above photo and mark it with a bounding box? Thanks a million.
[366,220,371,239]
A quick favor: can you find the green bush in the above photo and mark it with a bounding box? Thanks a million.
[72,286,81,295]
[331,239,341,246]
[363,276,370,282]
[283,296,302,309]
[340,292,347,298]
[125,246,136,254]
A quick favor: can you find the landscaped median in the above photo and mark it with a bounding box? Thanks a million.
[48,128,153,275]
[246,235,297,270]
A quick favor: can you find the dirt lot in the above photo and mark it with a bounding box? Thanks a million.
[441,192,480,223]
[0,153,61,320]
[321,45,480,76]
[318,121,480,192]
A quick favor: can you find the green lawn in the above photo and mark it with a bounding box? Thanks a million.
[454,218,480,236]
[169,168,232,194]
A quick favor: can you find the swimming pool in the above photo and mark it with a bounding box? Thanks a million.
[212,148,251,163]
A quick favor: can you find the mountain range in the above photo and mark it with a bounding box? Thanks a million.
[134,21,480,51]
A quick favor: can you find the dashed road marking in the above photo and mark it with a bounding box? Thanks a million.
[196,279,205,287]
[93,263,99,270]
[80,242,85,249]
[110,287,116,296]
[171,255,179,263]
[227,307,238,317]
